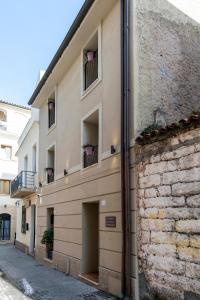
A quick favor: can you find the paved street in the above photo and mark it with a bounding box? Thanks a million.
[0,245,113,300]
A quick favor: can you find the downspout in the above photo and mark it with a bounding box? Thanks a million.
[121,0,131,299]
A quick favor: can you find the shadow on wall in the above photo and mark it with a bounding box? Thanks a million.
[137,0,200,132]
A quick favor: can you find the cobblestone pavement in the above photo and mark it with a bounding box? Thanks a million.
[0,245,113,300]
[0,271,29,300]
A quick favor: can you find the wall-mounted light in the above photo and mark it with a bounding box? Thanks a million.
[39,182,42,188]
[15,201,19,207]
[111,145,116,154]
[64,169,68,176]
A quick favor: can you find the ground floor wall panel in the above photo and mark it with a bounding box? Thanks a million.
[36,164,122,297]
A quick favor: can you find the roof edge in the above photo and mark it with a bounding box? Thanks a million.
[0,100,30,110]
[28,0,95,106]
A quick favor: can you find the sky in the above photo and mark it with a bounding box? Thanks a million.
[0,0,85,106]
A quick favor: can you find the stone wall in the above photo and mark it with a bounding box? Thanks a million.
[135,0,200,133]
[137,127,200,299]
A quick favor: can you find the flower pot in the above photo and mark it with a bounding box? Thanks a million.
[46,168,53,176]
[47,250,53,260]
[48,102,54,110]
[85,146,93,156]
[87,51,95,62]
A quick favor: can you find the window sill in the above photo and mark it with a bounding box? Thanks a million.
[44,258,53,264]
[81,78,101,101]
[47,123,56,135]
[81,162,99,172]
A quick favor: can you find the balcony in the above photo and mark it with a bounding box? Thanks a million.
[83,145,98,168]
[11,171,36,198]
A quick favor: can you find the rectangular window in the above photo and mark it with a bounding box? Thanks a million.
[0,180,10,194]
[48,92,55,129]
[21,206,26,234]
[32,145,37,172]
[83,31,98,91]
[0,145,12,160]
[82,109,99,168]
[46,146,55,184]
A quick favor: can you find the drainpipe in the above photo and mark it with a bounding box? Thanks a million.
[121,0,131,299]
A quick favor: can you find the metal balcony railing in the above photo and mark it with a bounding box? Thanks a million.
[83,145,98,168]
[11,171,36,196]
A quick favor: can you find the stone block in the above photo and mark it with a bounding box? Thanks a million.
[158,208,195,220]
[186,195,200,207]
[179,152,200,170]
[186,262,200,279]
[179,129,200,143]
[163,168,200,185]
[141,219,175,232]
[138,189,145,198]
[190,235,200,248]
[150,155,161,163]
[158,186,171,196]
[178,247,200,263]
[142,244,176,257]
[139,174,160,188]
[172,182,200,196]
[147,255,185,275]
[145,188,158,198]
[144,197,185,209]
[176,220,200,233]
[141,231,150,244]
[161,146,194,161]
[144,161,177,176]
[194,143,200,152]
[151,231,189,246]
[143,208,159,219]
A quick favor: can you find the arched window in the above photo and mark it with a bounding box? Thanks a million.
[0,110,7,122]
[0,213,11,240]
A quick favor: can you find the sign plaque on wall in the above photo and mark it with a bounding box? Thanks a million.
[105,216,116,228]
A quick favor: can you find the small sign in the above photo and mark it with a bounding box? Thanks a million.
[105,216,116,228]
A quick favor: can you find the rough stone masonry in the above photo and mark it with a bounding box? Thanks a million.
[136,127,200,299]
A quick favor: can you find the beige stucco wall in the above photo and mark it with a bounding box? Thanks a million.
[16,194,37,252]
[34,1,124,297]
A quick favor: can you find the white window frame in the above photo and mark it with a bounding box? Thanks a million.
[45,143,56,185]
[81,103,102,170]
[32,143,37,173]
[81,24,102,99]
[47,86,57,134]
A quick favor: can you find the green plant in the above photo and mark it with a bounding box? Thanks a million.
[41,228,54,248]
[142,123,161,135]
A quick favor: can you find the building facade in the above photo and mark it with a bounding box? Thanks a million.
[0,101,30,244]
[11,108,39,255]
[13,0,200,299]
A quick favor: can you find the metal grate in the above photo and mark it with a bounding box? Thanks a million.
[83,145,98,168]
[11,171,36,196]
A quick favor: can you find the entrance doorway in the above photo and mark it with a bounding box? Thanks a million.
[0,214,11,240]
[82,202,99,284]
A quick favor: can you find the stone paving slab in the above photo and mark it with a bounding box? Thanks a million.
[0,245,113,300]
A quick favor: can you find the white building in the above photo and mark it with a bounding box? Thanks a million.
[11,108,39,254]
[0,100,30,243]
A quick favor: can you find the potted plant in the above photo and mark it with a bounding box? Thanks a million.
[41,228,54,260]
[83,144,94,156]
[86,50,95,62]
